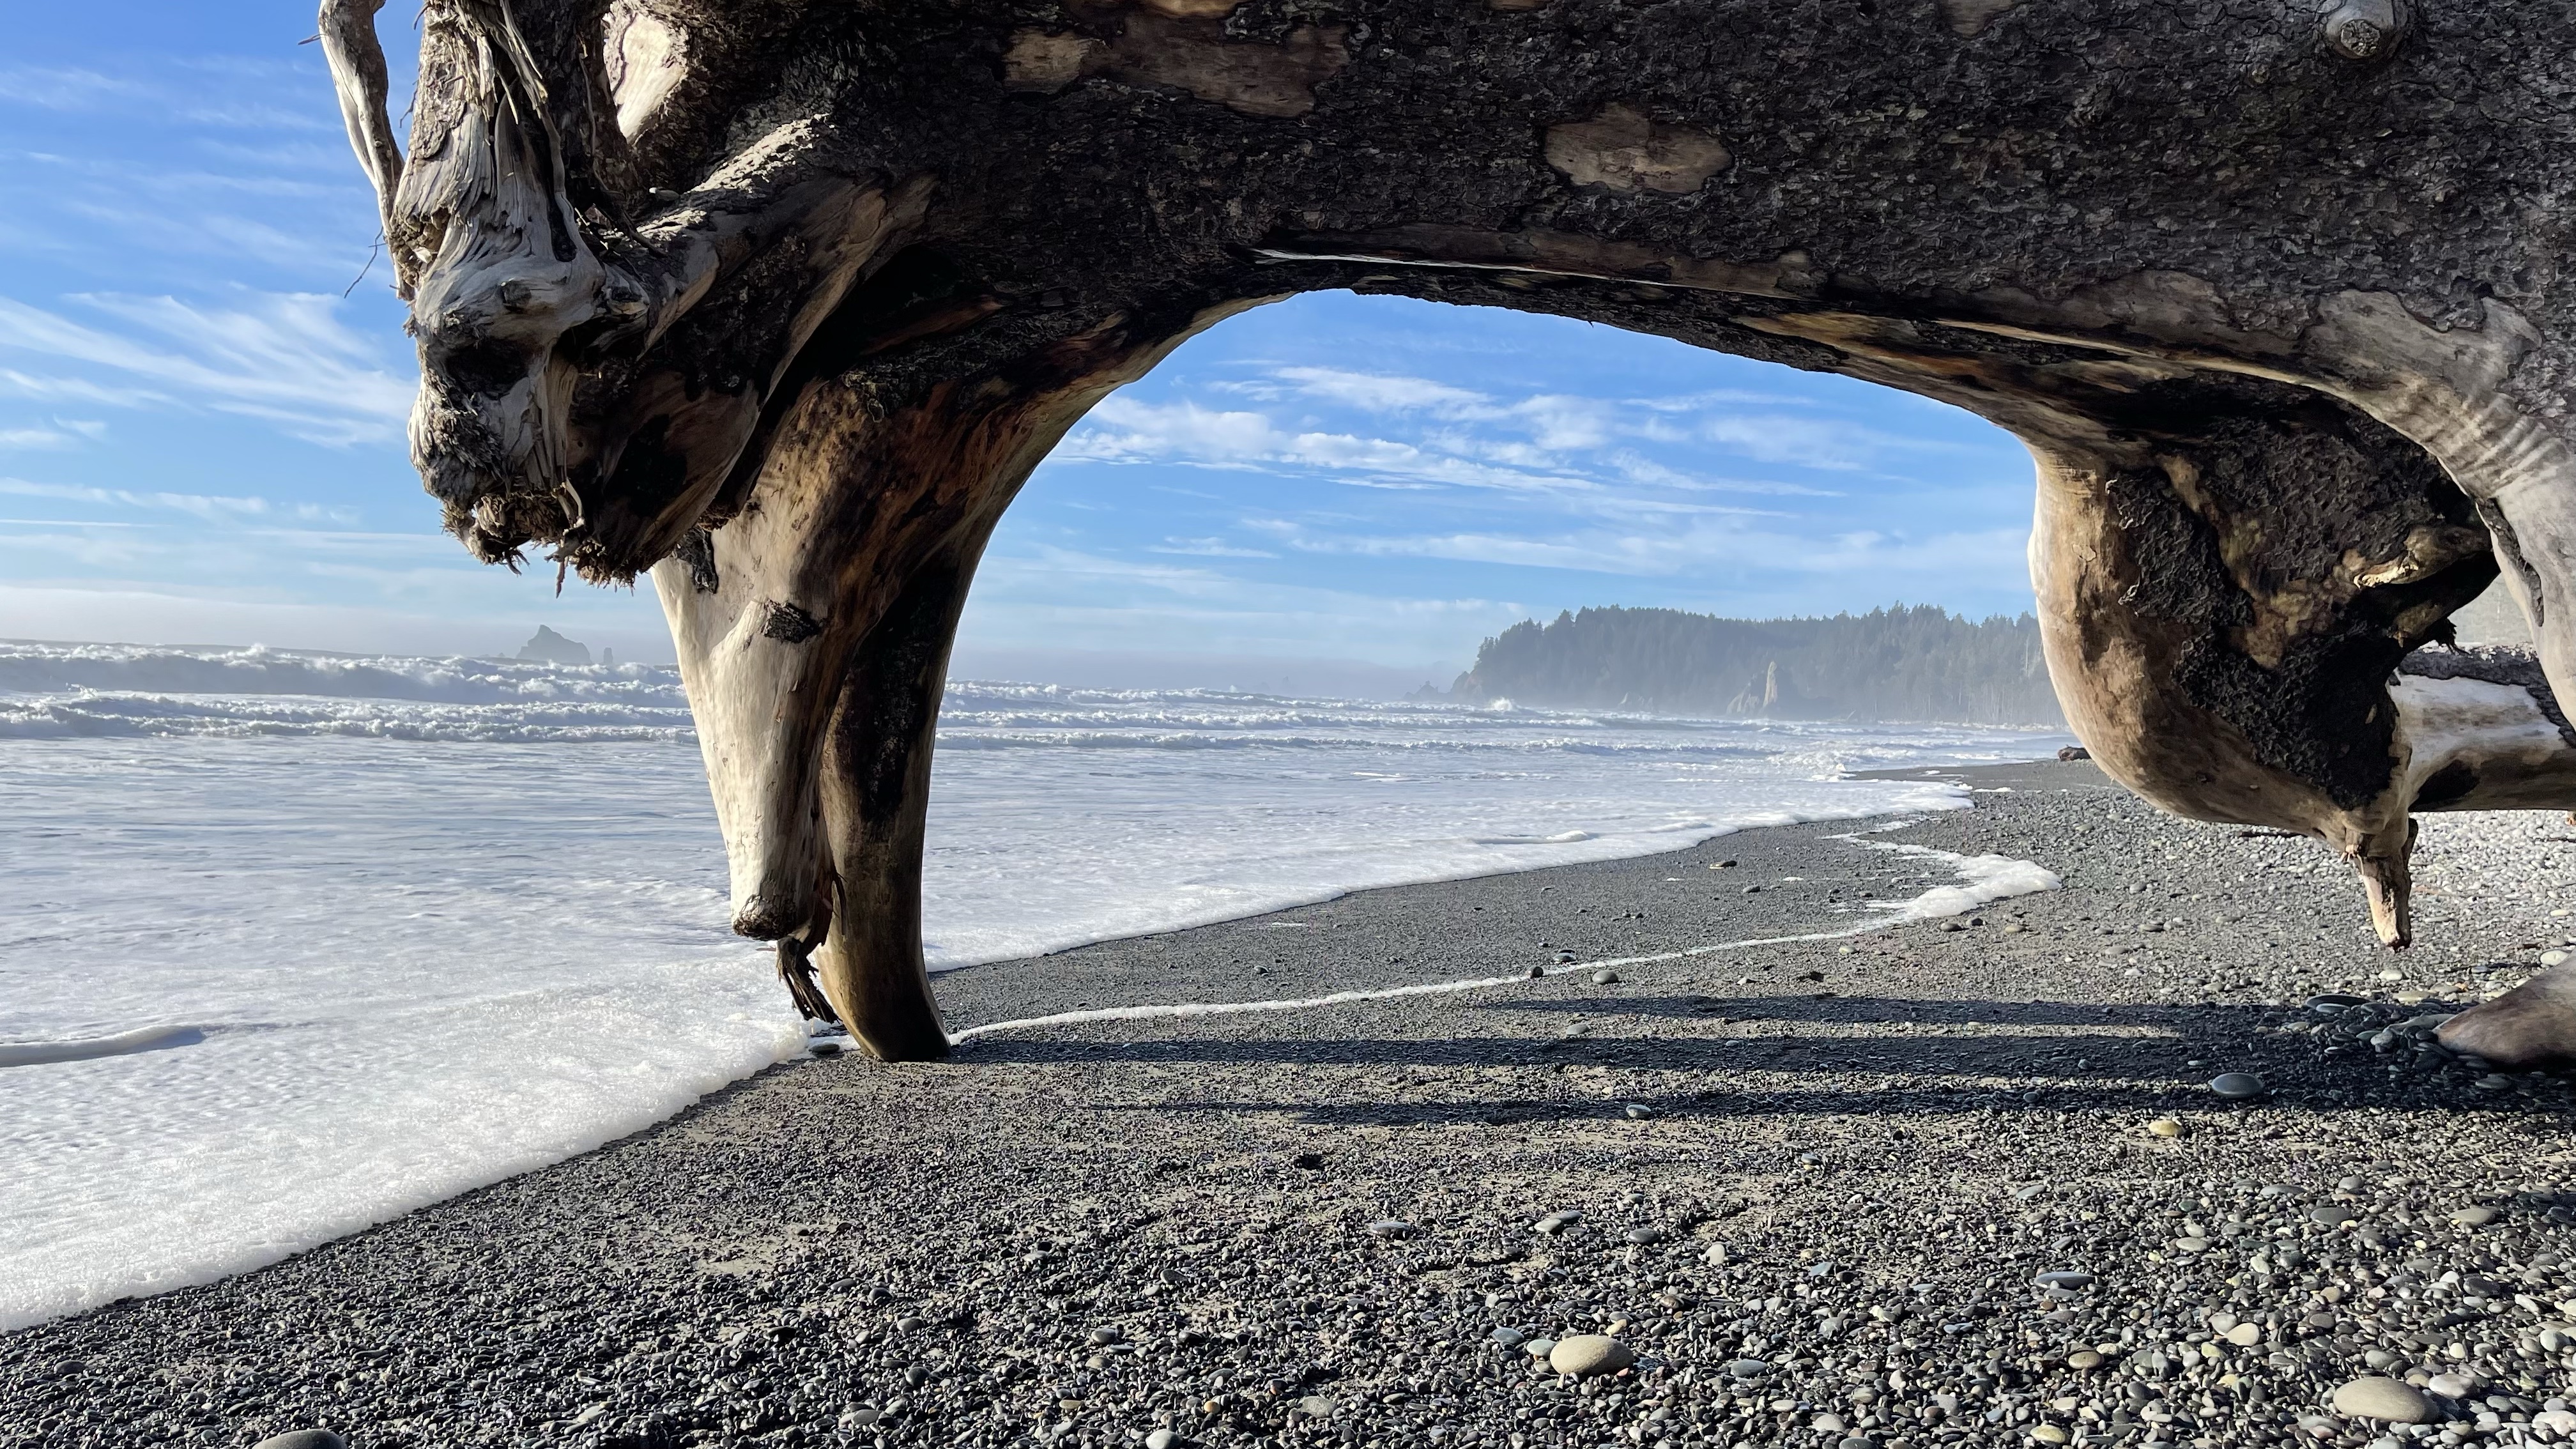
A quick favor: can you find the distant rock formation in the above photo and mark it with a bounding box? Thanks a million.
[516,626,592,665]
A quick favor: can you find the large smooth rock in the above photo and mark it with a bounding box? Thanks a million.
[2331,1377,2432,1423]
[2437,965,2576,1070]
[1549,1334,1636,1377]
[253,1435,347,1449]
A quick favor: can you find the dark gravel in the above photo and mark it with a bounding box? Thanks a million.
[12,760,2576,1449]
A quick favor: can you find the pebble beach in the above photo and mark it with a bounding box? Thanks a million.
[12,758,2576,1449]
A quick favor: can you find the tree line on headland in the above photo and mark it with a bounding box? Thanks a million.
[1444,605,2067,726]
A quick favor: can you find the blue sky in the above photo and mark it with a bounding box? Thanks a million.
[0,4,2043,686]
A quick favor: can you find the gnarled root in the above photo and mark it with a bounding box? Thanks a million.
[2342,818,2417,950]
[775,930,839,1024]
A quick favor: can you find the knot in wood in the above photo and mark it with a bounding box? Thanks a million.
[2320,0,2407,61]
[759,599,824,643]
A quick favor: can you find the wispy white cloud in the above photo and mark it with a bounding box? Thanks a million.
[0,475,358,525]
[1151,537,1280,558]
[963,542,1529,664]
[1251,366,1494,415]
[0,291,412,446]
[1061,398,1602,498]
[1239,514,2031,582]
[0,66,146,111]
[0,369,164,408]
[1064,364,1991,514]
[0,425,85,450]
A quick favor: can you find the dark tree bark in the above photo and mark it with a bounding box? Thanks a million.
[326,0,2576,1061]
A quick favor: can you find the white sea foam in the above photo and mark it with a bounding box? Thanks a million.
[0,640,2066,1330]
[951,833,2062,1043]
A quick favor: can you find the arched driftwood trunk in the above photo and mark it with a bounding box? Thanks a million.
[327,0,2576,1062]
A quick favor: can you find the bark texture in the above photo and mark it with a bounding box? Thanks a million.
[326,0,2576,1057]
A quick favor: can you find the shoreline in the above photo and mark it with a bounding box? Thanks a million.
[14,760,2576,1449]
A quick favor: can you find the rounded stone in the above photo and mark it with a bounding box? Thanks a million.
[1591,969,1621,985]
[2034,1271,2094,1291]
[1521,1337,1557,1359]
[1146,1430,1182,1449]
[2332,1377,2432,1423]
[2226,1322,2263,1347]
[253,1436,347,1449]
[2208,1071,2266,1099]
[1088,1326,1124,1346]
[2145,1117,2185,1138]
[2311,1204,2358,1227]
[2451,1206,2501,1227]
[1621,1103,1658,1121]
[1364,1218,1416,1238]
[2031,1427,2071,1445]
[1549,1333,1635,1377]
[2066,1350,2105,1370]
[1728,1356,1774,1380]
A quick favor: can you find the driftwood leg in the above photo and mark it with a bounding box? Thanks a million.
[808,543,990,1059]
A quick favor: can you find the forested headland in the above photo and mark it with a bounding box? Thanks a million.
[1445,605,2066,726]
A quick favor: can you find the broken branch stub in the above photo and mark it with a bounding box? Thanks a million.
[334,0,2576,1059]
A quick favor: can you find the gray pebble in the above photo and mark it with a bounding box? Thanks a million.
[1363,1218,1415,1238]
[2332,1377,2432,1423]
[1591,969,1621,985]
[1146,1430,1182,1449]
[252,1436,345,1449]
[1547,1333,1634,1377]
[2207,1071,2266,1099]
[1521,1337,1558,1359]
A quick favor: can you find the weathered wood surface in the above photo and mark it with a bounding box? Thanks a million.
[326,0,2576,1057]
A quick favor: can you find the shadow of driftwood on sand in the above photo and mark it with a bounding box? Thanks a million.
[954,992,2576,1126]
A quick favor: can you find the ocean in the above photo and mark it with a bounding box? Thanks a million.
[0,640,2064,1329]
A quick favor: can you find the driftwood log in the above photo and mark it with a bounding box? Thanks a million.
[325,0,2576,1064]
